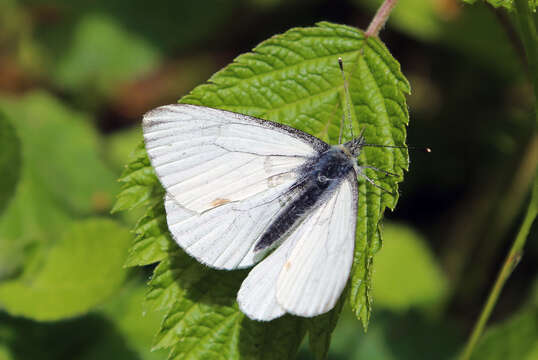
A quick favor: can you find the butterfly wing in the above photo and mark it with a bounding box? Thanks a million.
[143,104,329,269]
[237,173,357,320]
[143,104,328,213]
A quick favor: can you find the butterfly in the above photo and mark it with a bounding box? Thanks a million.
[142,62,405,321]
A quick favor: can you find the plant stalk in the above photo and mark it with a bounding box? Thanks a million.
[460,2,538,359]
[459,172,538,360]
[365,0,399,37]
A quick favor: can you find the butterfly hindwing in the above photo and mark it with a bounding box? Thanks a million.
[164,182,302,269]
[276,173,357,316]
[237,173,357,320]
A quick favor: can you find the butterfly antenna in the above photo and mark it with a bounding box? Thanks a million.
[361,143,432,153]
[338,57,354,144]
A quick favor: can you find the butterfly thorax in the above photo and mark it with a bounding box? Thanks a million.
[254,146,355,252]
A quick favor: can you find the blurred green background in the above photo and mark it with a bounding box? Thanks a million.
[0,0,536,359]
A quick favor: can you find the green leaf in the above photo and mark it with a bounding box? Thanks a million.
[115,21,410,358]
[53,13,160,99]
[358,1,524,79]
[104,126,143,172]
[112,142,161,214]
[307,292,348,360]
[98,282,167,360]
[124,201,175,267]
[372,223,448,311]
[359,0,447,40]
[0,170,71,279]
[470,306,538,360]
[0,92,119,214]
[0,92,122,279]
[0,344,13,360]
[0,309,143,360]
[461,0,537,10]
[183,21,410,330]
[146,251,305,359]
[460,0,511,9]
[0,112,21,217]
[0,218,130,321]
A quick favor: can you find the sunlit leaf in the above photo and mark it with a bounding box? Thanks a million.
[461,0,537,10]
[0,92,119,214]
[470,306,538,360]
[307,293,347,360]
[53,14,160,99]
[357,0,522,77]
[0,112,20,217]
[115,21,410,358]
[0,310,140,360]
[104,126,143,172]
[124,201,174,267]
[98,282,167,360]
[372,223,448,311]
[0,219,130,321]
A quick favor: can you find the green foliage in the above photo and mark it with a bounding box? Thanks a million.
[116,21,410,358]
[0,219,130,321]
[0,92,131,324]
[53,14,160,98]
[0,112,21,217]
[310,307,462,360]
[470,306,538,360]
[104,126,143,172]
[183,21,410,330]
[0,92,118,215]
[4,0,243,109]
[461,0,537,10]
[360,0,446,40]
[358,0,522,78]
[0,282,166,360]
[0,92,112,279]
[97,282,167,360]
[146,251,306,359]
[307,294,347,360]
[372,223,448,311]
[1,0,533,358]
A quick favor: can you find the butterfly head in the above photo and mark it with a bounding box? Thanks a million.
[343,135,365,158]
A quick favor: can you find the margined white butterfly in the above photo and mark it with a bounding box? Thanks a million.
[142,58,419,321]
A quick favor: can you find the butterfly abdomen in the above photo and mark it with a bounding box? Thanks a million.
[254,146,355,252]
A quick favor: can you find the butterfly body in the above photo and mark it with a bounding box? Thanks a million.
[255,145,357,252]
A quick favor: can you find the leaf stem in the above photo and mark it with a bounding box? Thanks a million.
[365,0,399,37]
[459,3,538,359]
[459,172,538,360]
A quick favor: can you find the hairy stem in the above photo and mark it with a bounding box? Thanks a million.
[365,0,399,37]
[459,172,538,360]
[460,3,538,358]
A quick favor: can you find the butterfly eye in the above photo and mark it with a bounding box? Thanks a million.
[318,174,328,183]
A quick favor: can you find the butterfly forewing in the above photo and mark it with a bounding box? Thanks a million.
[144,104,329,269]
[143,104,327,213]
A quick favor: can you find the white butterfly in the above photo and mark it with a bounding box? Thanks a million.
[142,103,390,321]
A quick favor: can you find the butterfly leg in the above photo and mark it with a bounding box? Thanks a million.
[355,167,395,195]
